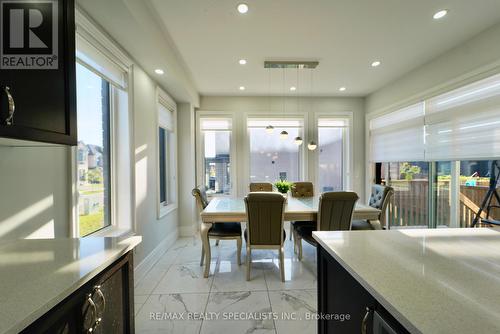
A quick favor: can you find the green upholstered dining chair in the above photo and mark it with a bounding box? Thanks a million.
[249,182,273,192]
[244,192,286,282]
[192,186,242,266]
[294,191,358,260]
[351,184,394,230]
[289,182,314,241]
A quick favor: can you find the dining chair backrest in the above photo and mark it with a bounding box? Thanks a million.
[244,192,285,246]
[318,191,359,231]
[291,182,314,198]
[192,186,209,214]
[368,184,394,224]
[249,182,273,192]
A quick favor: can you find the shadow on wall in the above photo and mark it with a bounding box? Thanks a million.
[0,146,70,241]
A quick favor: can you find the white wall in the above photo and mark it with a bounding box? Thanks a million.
[199,96,367,201]
[0,146,71,241]
[366,21,500,115]
[177,103,197,236]
[132,66,179,263]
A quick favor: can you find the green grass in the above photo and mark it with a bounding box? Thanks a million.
[80,189,104,195]
[79,209,104,237]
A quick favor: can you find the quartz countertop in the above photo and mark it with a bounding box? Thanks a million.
[313,228,500,334]
[0,236,141,334]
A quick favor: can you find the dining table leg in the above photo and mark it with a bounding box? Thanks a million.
[200,221,213,278]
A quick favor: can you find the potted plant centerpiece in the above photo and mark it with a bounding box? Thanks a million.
[274,180,294,202]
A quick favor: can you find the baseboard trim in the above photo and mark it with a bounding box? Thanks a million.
[179,224,196,237]
[134,229,178,282]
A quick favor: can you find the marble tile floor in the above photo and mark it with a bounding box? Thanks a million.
[134,222,318,334]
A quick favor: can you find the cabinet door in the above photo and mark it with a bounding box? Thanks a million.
[0,0,76,145]
[85,253,135,334]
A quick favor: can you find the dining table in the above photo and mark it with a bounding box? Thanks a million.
[199,196,381,278]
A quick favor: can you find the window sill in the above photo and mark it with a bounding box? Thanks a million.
[158,203,177,219]
[86,225,135,238]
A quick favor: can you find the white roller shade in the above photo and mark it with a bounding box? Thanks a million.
[369,103,425,162]
[200,118,232,131]
[425,74,500,160]
[76,35,127,89]
[75,10,131,90]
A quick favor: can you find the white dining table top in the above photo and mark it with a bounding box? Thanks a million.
[201,196,380,218]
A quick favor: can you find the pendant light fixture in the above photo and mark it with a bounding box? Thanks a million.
[307,141,317,150]
[280,67,288,140]
[294,66,303,146]
[266,67,274,134]
[308,68,317,151]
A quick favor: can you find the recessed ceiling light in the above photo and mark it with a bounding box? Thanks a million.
[433,9,448,20]
[371,61,381,67]
[239,59,247,65]
[154,69,164,75]
[290,86,297,91]
[237,3,249,14]
[339,87,346,92]
[239,86,246,91]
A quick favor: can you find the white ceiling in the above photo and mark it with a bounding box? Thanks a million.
[148,0,500,97]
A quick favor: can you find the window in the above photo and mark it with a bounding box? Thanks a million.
[386,161,430,228]
[199,118,232,196]
[318,118,349,192]
[459,160,499,227]
[76,63,112,236]
[159,127,167,204]
[157,91,177,217]
[248,119,303,182]
[435,161,452,227]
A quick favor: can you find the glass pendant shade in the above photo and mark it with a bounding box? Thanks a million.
[280,130,289,140]
[307,141,317,150]
[265,125,274,134]
[294,136,303,145]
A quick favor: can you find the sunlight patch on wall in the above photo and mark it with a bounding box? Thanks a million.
[0,195,54,238]
[25,220,55,239]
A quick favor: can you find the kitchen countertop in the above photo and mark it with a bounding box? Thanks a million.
[0,236,141,334]
[313,228,500,334]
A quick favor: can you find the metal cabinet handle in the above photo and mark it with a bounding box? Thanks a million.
[361,307,372,334]
[84,293,99,333]
[93,285,106,324]
[3,86,15,125]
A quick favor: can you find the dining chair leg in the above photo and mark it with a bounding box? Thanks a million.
[293,229,297,254]
[289,223,293,241]
[246,246,252,281]
[236,237,242,265]
[279,246,285,282]
[215,239,220,246]
[200,244,205,266]
[298,236,303,261]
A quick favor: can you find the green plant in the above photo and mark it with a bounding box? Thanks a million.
[399,162,421,181]
[274,180,294,194]
[87,169,103,184]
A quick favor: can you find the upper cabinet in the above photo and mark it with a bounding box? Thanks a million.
[0,0,76,145]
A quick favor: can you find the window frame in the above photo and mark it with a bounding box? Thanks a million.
[196,111,236,198]
[73,64,117,237]
[156,88,178,219]
[71,8,134,238]
[313,112,353,192]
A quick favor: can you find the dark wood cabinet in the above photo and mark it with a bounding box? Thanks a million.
[0,0,76,145]
[317,246,409,334]
[21,251,135,334]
